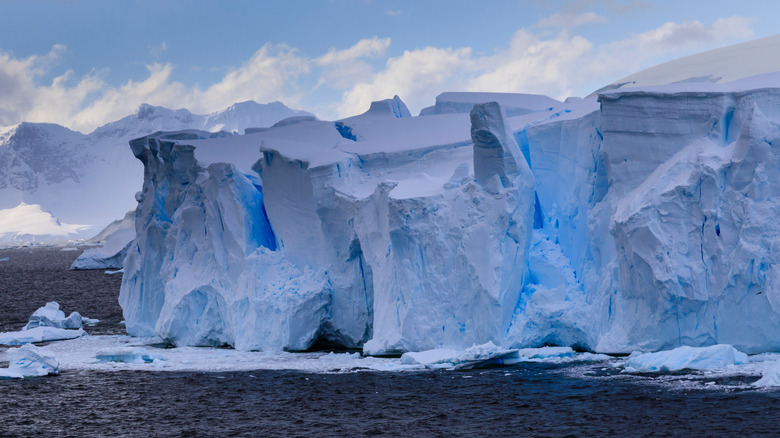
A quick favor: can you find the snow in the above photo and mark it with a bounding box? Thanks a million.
[622,345,749,372]
[420,92,560,117]
[595,34,780,94]
[0,202,91,243]
[0,344,60,379]
[0,327,85,345]
[30,335,420,373]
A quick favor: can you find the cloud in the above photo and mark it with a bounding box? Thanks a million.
[150,42,168,58]
[0,44,310,133]
[331,16,756,117]
[315,37,391,90]
[336,46,473,117]
[316,37,390,66]
[536,11,607,29]
[0,16,759,130]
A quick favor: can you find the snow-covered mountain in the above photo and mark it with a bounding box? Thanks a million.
[0,101,314,243]
[119,35,780,356]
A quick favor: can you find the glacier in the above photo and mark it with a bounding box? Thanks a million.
[108,32,780,358]
[117,68,780,354]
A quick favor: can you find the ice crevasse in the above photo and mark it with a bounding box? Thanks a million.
[120,76,780,355]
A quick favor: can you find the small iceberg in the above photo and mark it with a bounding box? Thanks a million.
[400,342,521,369]
[0,326,86,345]
[0,344,60,379]
[516,346,610,363]
[753,361,780,387]
[23,301,99,330]
[95,347,163,364]
[623,344,749,372]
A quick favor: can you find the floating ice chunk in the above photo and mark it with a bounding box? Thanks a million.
[399,342,521,369]
[400,349,459,366]
[23,302,88,330]
[517,346,576,360]
[753,362,780,387]
[105,269,123,275]
[0,327,86,345]
[0,344,60,378]
[95,347,162,364]
[515,346,610,363]
[0,257,8,262]
[623,345,749,372]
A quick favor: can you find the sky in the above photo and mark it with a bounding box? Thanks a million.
[0,0,778,133]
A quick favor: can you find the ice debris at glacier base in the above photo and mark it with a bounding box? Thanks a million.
[622,344,749,372]
[95,347,162,364]
[120,73,780,356]
[0,302,96,345]
[23,301,98,330]
[0,327,86,345]
[753,361,780,387]
[0,344,60,379]
[400,342,522,369]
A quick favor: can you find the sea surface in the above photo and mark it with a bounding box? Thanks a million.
[1,247,780,437]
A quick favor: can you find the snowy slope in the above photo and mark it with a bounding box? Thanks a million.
[0,101,314,243]
[594,34,780,94]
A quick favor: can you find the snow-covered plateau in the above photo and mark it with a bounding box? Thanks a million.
[118,62,780,357]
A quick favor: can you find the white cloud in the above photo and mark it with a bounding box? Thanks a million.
[332,16,756,117]
[0,44,310,133]
[336,46,473,117]
[316,37,390,65]
[0,16,759,130]
[315,37,391,90]
[194,44,310,113]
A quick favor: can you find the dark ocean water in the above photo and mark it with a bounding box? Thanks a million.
[1,247,780,437]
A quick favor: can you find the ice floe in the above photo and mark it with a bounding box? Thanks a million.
[0,344,60,379]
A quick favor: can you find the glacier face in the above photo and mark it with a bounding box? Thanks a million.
[121,75,780,355]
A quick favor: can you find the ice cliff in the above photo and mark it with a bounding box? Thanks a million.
[120,73,780,355]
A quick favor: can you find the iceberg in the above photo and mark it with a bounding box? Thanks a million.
[400,342,522,369]
[0,327,86,345]
[71,211,135,270]
[118,37,780,357]
[22,302,95,330]
[623,345,749,372]
[0,344,60,379]
[753,361,780,387]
